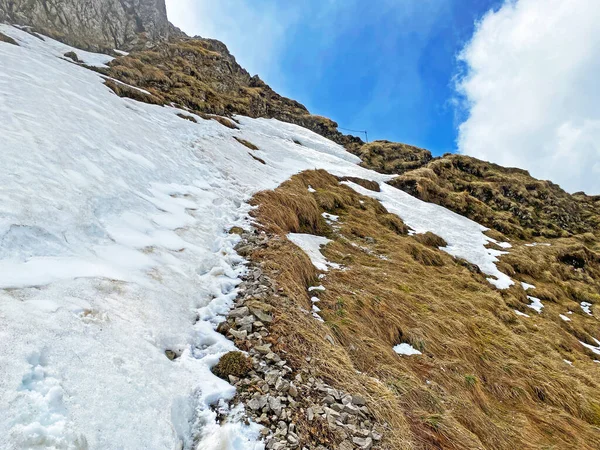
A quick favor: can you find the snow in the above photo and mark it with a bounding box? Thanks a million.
[581,302,594,316]
[393,344,422,356]
[527,296,544,314]
[307,185,316,193]
[521,281,535,291]
[580,339,600,356]
[514,310,530,318]
[0,24,534,448]
[322,212,339,222]
[564,359,573,366]
[344,182,514,289]
[287,234,340,271]
[308,285,326,292]
[5,24,113,67]
[560,314,571,322]
[525,242,552,247]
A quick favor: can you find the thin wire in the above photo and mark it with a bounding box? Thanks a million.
[338,127,368,134]
[338,127,369,143]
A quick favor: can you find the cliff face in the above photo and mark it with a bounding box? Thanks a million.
[0,0,173,51]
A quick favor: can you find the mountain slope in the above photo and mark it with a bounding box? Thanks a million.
[2,4,600,450]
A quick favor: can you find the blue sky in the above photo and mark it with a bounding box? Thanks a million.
[166,1,600,194]
[167,0,502,156]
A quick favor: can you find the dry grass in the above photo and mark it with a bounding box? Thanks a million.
[176,113,198,123]
[350,140,433,175]
[0,32,18,46]
[246,169,600,450]
[248,153,266,165]
[391,154,600,239]
[63,51,80,63]
[103,79,164,105]
[212,351,253,379]
[234,137,259,150]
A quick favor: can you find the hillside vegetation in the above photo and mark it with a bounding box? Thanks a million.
[248,170,600,450]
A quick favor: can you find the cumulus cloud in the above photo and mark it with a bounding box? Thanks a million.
[457,0,600,194]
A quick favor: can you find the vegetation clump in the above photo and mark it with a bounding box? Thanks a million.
[0,32,18,45]
[247,169,600,450]
[212,351,253,380]
[63,51,81,63]
[234,137,259,150]
[390,154,600,239]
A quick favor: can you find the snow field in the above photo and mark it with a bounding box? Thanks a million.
[0,24,520,449]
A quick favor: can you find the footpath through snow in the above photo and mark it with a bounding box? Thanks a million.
[0,25,514,449]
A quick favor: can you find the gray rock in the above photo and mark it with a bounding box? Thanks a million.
[352,436,373,450]
[229,307,250,318]
[0,0,175,51]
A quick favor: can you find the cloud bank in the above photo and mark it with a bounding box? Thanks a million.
[457,0,600,194]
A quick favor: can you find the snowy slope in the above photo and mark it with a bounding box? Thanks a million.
[0,25,514,449]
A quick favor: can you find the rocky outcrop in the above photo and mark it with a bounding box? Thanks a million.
[0,0,174,51]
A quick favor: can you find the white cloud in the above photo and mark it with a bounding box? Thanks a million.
[457,0,600,194]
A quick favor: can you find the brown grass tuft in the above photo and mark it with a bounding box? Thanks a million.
[103,79,164,105]
[0,32,18,46]
[212,351,253,379]
[234,137,259,150]
[176,113,198,123]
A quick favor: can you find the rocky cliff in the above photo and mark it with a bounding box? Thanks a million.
[0,0,173,51]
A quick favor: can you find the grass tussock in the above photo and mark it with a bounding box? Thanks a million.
[103,79,164,105]
[391,154,600,239]
[0,32,18,46]
[247,169,600,450]
[176,113,198,123]
[248,153,266,165]
[234,137,259,150]
[212,351,253,379]
[63,51,80,63]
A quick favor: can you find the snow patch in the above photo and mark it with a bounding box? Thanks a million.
[521,282,535,291]
[580,338,600,356]
[527,296,544,314]
[560,314,571,322]
[343,182,514,289]
[514,310,530,318]
[287,234,340,272]
[393,344,422,356]
[581,302,593,316]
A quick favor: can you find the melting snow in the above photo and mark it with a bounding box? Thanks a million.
[344,182,515,289]
[514,310,530,318]
[307,185,316,193]
[560,314,571,322]
[393,344,422,356]
[308,285,326,292]
[521,282,535,291]
[287,234,340,271]
[527,296,544,314]
[322,212,339,222]
[564,359,573,366]
[581,302,593,316]
[580,339,600,355]
[0,23,535,448]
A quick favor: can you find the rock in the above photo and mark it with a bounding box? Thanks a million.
[339,441,354,450]
[353,436,373,449]
[0,0,174,51]
[268,396,283,416]
[288,383,298,398]
[307,407,315,421]
[229,307,250,318]
[352,395,367,406]
[229,329,247,340]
